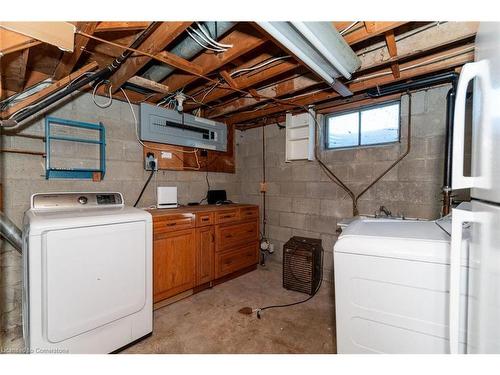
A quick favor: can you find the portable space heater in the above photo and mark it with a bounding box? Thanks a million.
[283,236,323,295]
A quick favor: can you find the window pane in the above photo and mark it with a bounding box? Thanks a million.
[360,103,399,145]
[327,112,359,148]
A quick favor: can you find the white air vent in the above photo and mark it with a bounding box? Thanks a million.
[285,108,316,162]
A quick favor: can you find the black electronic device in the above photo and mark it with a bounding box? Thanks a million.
[207,190,227,205]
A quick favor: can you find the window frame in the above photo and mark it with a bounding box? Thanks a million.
[324,99,402,151]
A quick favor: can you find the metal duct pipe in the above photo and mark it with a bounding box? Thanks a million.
[141,21,236,83]
[0,22,160,130]
[0,211,23,254]
[366,72,459,97]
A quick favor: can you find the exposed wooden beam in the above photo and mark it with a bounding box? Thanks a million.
[384,30,400,78]
[1,62,98,119]
[1,49,31,93]
[23,71,51,89]
[0,28,41,55]
[343,22,407,45]
[220,70,239,89]
[53,22,99,80]
[333,22,357,32]
[77,27,203,77]
[225,44,474,125]
[95,22,151,33]
[207,74,320,118]
[360,31,476,73]
[90,33,138,58]
[159,28,266,94]
[17,48,30,91]
[109,22,192,92]
[127,75,170,94]
[183,59,298,111]
[316,93,402,114]
[0,67,3,100]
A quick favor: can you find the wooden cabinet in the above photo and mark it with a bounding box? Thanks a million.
[215,242,259,279]
[216,220,259,252]
[150,204,259,305]
[196,226,215,286]
[153,229,196,303]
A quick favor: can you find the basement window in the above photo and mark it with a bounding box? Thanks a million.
[325,100,401,150]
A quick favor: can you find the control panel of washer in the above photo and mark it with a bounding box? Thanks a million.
[31,192,124,209]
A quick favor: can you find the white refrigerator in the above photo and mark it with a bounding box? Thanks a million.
[450,22,500,354]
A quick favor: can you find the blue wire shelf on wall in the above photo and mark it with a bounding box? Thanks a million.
[45,117,106,180]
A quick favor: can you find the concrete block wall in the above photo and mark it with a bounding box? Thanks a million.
[235,84,453,283]
[0,83,459,350]
[0,92,240,350]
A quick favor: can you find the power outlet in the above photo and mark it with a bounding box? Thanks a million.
[145,153,158,171]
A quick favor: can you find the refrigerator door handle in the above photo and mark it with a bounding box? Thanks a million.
[452,60,490,189]
[450,208,475,354]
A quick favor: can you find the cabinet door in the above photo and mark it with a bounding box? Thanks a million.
[196,226,215,286]
[153,228,195,303]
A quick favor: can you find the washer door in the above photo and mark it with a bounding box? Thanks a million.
[42,221,147,343]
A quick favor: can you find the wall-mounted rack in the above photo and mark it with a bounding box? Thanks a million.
[45,117,106,180]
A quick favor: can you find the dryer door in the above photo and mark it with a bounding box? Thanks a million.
[42,221,147,343]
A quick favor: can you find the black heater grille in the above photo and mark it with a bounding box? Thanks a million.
[283,236,323,295]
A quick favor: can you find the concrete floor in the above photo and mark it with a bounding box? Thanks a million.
[125,260,336,354]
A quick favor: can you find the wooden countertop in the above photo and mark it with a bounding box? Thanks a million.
[146,203,258,218]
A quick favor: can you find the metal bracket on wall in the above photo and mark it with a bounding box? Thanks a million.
[45,117,106,180]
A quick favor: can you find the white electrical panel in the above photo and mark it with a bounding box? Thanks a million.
[285,108,316,162]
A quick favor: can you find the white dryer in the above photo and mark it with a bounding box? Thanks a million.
[23,192,152,354]
[334,218,469,354]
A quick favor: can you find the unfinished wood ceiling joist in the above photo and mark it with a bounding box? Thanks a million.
[0,21,478,129]
[227,43,475,126]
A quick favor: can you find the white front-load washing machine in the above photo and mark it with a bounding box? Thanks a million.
[334,218,469,354]
[23,192,152,354]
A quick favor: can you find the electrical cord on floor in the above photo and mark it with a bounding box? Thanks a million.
[134,161,156,207]
[239,250,324,319]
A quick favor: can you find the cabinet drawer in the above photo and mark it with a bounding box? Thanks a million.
[196,212,214,227]
[153,214,194,234]
[215,209,240,224]
[239,206,259,220]
[215,243,259,279]
[216,221,259,252]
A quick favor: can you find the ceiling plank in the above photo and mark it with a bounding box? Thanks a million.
[95,22,151,33]
[0,22,76,52]
[225,44,474,125]
[0,28,41,55]
[159,28,266,94]
[207,74,320,118]
[384,30,400,78]
[109,22,192,92]
[53,22,99,80]
[1,61,98,119]
[127,75,170,94]
[343,22,407,45]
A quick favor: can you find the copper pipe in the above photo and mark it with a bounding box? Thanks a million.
[354,93,412,208]
[312,107,358,215]
[442,189,452,216]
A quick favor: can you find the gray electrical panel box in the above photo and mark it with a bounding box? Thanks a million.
[139,103,227,151]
